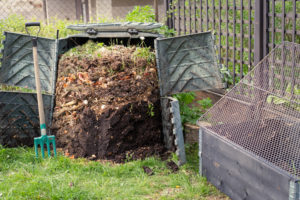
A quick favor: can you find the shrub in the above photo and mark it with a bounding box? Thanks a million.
[172,92,213,125]
[126,5,156,23]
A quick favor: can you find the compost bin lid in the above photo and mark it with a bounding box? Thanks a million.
[155,31,225,96]
[66,22,163,39]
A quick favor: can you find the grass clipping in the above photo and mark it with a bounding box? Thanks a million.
[52,42,165,163]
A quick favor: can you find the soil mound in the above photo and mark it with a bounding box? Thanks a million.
[52,45,165,162]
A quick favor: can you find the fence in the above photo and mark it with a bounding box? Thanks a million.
[0,0,165,23]
[0,0,80,22]
[166,0,300,85]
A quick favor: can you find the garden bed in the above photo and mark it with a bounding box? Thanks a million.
[200,125,292,200]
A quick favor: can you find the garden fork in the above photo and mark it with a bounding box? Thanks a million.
[25,22,57,158]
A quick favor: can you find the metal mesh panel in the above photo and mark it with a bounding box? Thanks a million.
[0,0,165,23]
[199,42,300,178]
[0,0,77,21]
[46,0,77,21]
[0,0,44,20]
[96,0,113,19]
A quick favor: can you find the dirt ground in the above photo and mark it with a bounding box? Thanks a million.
[52,45,166,162]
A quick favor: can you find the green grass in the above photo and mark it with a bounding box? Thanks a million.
[0,84,37,93]
[0,145,225,200]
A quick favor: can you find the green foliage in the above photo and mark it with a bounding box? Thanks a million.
[126,5,156,23]
[197,98,213,111]
[133,46,155,63]
[158,24,176,37]
[267,83,300,111]
[0,146,223,199]
[147,103,155,117]
[173,92,196,105]
[173,92,213,125]
[0,14,79,39]
[220,65,233,85]
[0,14,117,54]
[0,84,37,94]
[126,5,176,37]
[220,65,242,86]
[63,40,105,58]
[0,14,84,56]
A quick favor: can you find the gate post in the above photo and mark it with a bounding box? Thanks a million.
[75,0,83,21]
[165,0,174,28]
[254,0,265,65]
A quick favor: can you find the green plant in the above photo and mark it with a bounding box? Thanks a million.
[158,25,176,37]
[125,6,176,37]
[133,46,155,63]
[220,65,233,85]
[220,65,241,86]
[126,6,156,23]
[172,92,213,125]
[107,68,115,76]
[0,84,35,93]
[0,84,53,94]
[129,104,134,113]
[147,103,155,117]
[63,40,105,58]
[197,98,213,111]
[0,14,84,61]
[0,14,117,59]
[0,14,80,40]
[266,83,300,111]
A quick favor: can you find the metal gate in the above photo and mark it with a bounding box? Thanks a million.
[165,0,300,85]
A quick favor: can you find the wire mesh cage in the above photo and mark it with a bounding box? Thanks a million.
[199,42,300,178]
[198,42,300,199]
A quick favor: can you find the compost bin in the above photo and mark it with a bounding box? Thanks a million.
[1,25,225,165]
[0,22,162,154]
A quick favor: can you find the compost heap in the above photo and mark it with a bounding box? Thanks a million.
[52,44,165,163]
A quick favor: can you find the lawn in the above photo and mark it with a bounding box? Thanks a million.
[0,144,227,200]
